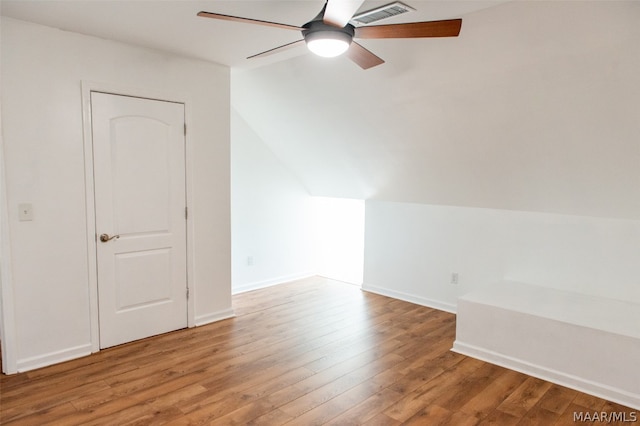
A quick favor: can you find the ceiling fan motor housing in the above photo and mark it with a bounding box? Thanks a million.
[302,20,355,47]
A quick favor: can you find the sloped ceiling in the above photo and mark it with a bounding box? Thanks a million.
[2,1,639,219]
[231,1,640,219]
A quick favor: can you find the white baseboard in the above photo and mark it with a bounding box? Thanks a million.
[16,343,92,373]
[195,308,235,327]
[452,341,640,411]
[362,283,457,314]
[13,309,237,372]
[232,272,316,295]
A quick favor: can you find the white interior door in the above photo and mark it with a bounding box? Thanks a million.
[91,92,187,349]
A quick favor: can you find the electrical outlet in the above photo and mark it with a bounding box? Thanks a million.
[247,256,254,266]
[450,272,459,285]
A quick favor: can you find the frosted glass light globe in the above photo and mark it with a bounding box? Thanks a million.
[307,38,350,58]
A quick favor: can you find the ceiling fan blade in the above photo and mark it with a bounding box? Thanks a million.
[346,41,385,70]
[197,11,302,31]
[355,19,462,39]
[323,0,366,28]
[247,40,306,59]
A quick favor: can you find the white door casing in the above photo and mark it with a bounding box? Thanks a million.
[91,92,188,349]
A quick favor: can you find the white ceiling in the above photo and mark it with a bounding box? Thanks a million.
[0,0,508,69]
[230,1,640,218]
[3,1,638,219]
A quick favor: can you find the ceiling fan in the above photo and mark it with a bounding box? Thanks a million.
[197,0,462,69]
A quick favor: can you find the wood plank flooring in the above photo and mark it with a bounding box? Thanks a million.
[0,276,636,425]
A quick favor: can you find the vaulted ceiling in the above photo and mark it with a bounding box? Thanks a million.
[3,1,639,219]
[230,1,640,219]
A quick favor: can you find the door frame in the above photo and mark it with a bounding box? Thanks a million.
[81,81,196,353]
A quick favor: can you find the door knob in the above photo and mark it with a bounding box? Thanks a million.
[99,233,120,243]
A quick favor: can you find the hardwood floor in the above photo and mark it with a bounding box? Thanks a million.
[0,277,636,425]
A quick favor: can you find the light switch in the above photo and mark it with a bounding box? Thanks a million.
[18,203,33,221]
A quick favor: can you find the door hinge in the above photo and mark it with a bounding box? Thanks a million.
[186,287,190,299]
[184,123,187,136]
[185,206,188,220]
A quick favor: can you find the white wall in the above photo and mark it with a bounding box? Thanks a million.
[364,201,640,312]
[231,107,365,289]
[0,18,231,372]
[314,197,364,285]
[230,1,640,315]
[231,108,317,293]
[354,2,640,315]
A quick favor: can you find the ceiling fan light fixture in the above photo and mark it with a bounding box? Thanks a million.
[307,38,350,57]
[305,30,352,58]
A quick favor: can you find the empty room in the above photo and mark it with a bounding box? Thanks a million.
[1,0,638,424]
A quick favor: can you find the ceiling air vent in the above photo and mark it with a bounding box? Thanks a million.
[350,2,416,26]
